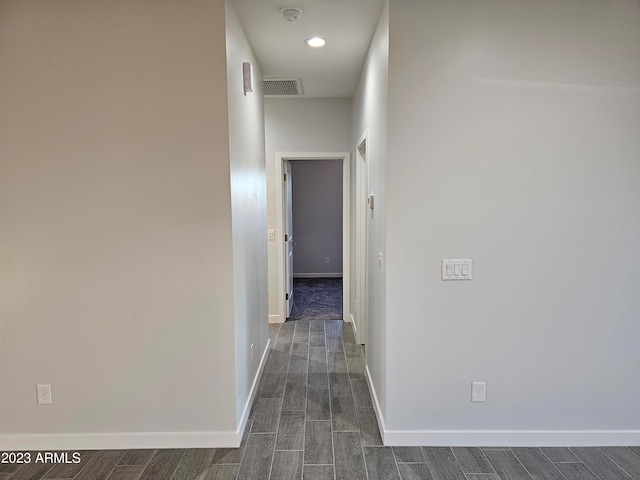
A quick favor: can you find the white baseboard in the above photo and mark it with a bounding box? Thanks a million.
[0,431,239,451]
[269,314,284,324]
[0,340,273,452]
[364,365,386,442]
[382,429,640,447]
[293,273,343,278]
[236,337,271,446]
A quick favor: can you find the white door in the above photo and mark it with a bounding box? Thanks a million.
[355,139,368,344]
[284,160,295,318]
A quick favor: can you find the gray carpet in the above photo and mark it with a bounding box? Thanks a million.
[288,277,343,321]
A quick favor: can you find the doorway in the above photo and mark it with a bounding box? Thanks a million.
[274,152,350,324]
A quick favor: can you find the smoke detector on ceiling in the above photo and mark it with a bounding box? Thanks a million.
[280,7,302,22]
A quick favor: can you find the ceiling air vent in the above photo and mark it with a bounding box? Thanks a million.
[263,77,303,97]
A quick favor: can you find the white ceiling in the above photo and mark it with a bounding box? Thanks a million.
[232,0,386,98]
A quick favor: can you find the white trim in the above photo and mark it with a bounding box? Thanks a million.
[0,340,273,452]
[293,273,343,279]
[0,431,239,451]
[354,130,369,345]
[236,337,271,445]
[381,429,640,447]
[5,427,635,451]
[269,314,284,324]
[365,364,386,442]
[341,153,351,330]
[275,152,351,323]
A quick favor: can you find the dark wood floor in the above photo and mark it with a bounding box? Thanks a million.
[1,320,639,479]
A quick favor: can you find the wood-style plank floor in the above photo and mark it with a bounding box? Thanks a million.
[2,320,639,479]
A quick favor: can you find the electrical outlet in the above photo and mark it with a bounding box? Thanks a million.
[267,229,275,241]
[37,384,52,405]
[471,382,486,402]
[325,257,330,264]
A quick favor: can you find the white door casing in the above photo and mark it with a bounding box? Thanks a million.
[354,132,368,344]
[284,160,294,318]
[273,152,350,324]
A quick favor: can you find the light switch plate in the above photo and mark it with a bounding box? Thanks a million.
[442,259,472,280]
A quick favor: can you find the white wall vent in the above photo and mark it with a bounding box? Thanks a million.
[263,77,303,96]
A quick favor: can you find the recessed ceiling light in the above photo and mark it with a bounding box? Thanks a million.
[305,37,326,48]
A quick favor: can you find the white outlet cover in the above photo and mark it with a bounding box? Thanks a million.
[471,382,486,402]
[37,384,52,405]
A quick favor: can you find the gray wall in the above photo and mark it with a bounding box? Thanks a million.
[291,160,343,277]
[0,0,267,449]
[350,0,389,421]
[225,0,269,427]
[382,0,640,444]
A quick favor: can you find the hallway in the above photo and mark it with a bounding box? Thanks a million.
[242,320,380,478]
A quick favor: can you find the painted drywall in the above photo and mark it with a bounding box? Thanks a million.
[384,0,640,443]
[291,160,343,277]
[0,0,260,448]
[265,98,351,321]
[225,0,270,426]
[350,0,389,424]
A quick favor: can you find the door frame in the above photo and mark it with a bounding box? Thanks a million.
[283,160,294,318]
[354,131,368,345]
[274,152,351,324]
